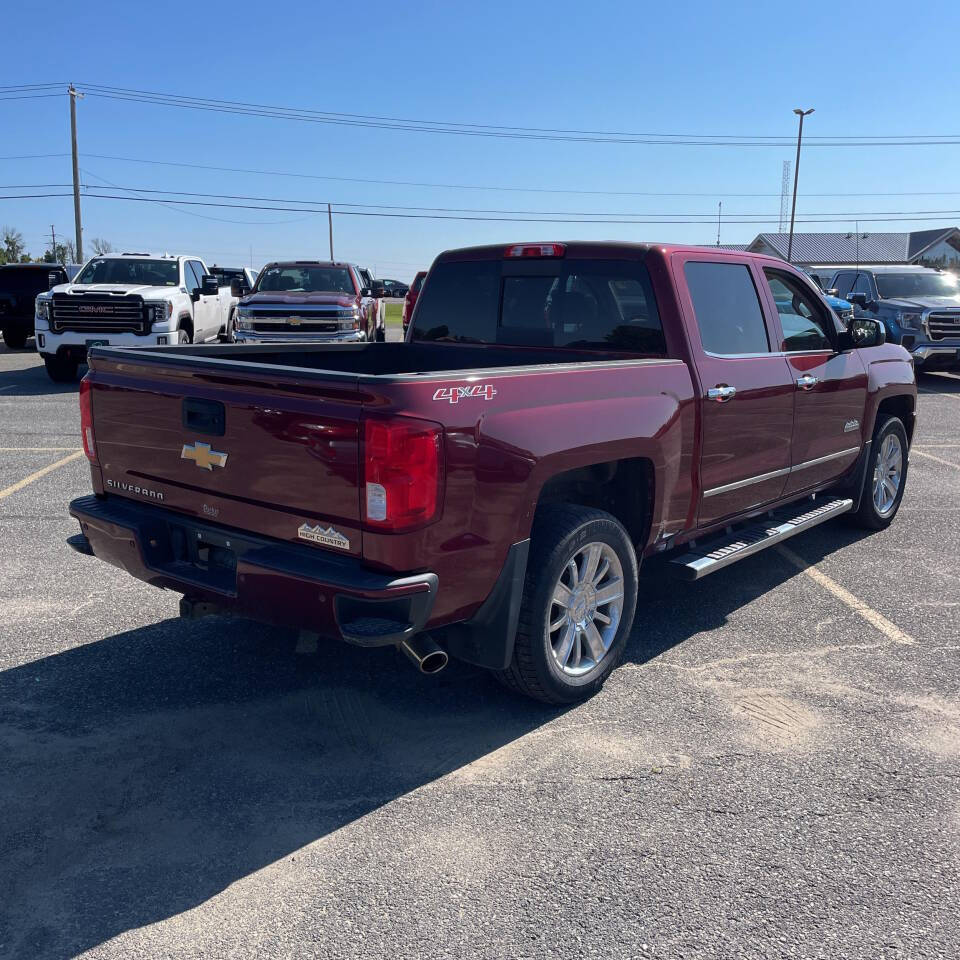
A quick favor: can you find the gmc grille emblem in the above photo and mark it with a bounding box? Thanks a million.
[79,306,113,314]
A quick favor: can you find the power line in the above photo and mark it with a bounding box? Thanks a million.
[7,149,960,201]
[8,190,960,227]
[71,82,960,147]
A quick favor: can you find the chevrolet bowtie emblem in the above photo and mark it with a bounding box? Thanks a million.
[181,441,228,471]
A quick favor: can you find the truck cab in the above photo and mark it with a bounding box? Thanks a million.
[829,265,960,369]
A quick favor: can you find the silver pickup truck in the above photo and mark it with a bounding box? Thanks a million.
[232,260,386,343]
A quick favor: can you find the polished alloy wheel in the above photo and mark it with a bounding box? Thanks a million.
[547,541,624,677]
[872,432,903,517]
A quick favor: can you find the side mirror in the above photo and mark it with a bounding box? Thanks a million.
[838,317,886,351]
[360,286,372,297]
[847,292,869,308]
[826,288,840,297]
[372,285,386,298]
[230,279,244,298]
[201,275,220,296]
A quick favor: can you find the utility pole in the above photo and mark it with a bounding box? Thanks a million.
[716,201,722,246]
[68,85,85,263]
[50,224,56,262]
[787,107,814,263]
[328,203,334,260]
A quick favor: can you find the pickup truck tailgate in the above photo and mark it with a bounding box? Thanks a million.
[87,352,364,556]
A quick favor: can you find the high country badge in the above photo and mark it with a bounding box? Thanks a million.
[298,523,350,550]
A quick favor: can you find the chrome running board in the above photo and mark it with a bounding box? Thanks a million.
[669,497,853,581]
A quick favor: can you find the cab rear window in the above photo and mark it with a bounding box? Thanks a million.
[411,259,665,354]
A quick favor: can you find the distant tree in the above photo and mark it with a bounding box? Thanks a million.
[1,226,27,264]
[43,243,70,266]
[63,239,76,264]
[91,237,114,255]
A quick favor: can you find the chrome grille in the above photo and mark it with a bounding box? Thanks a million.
[252,321,339,333]
[927,312,960,341]
[51,294,148,334]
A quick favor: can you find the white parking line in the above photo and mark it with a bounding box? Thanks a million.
[0,450,84,500]
[777,545,915,645]
[0,447,81,452]
[912,449,960,470]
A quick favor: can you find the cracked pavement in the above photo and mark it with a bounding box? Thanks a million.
[0,345,958,959]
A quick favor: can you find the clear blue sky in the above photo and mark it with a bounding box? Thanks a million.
[3,0,959,280]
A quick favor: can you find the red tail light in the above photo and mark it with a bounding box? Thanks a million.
[79,376,98,464]
[505,243,566,258]
[362,416,442,531]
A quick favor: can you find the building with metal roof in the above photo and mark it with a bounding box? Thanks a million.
[744,228,960,267]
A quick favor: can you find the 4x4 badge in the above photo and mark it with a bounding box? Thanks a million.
[433,384,497,403]
[181,441,228,470]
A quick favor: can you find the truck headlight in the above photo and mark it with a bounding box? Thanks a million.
[235,307,253,330]
[146,301,173,324]
[898,312,923,331]
[338,306,360,330]
[36,299,50,322]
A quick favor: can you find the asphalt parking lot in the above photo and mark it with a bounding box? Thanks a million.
[1,344,958,960]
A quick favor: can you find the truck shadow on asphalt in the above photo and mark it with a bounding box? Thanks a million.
[0,347,84,396]
[0,519,878,958]
[0,620,560,959]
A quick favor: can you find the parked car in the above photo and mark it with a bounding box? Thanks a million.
[0,263,68,350]
[68,242,915,704]
[35,253,234,382]
[800,267,853,322]
[380,279,409,298]
[233,261,385,344]
[356,265,387,340]
[828,265,960,369]
[401,270,427,336]
[208,266,258,341]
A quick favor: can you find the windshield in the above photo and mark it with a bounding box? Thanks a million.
[256,266,355,294]
[876,272,960,299]
[412,258,665,354]
[75,258,179,286]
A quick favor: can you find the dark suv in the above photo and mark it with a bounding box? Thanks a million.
[830,265,960,369]
[0,263,68,350]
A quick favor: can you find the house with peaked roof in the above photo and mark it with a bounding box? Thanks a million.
[744,228,960,268]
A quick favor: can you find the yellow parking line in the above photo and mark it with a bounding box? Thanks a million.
[912,449,960,470]
[777,545,915,645]
[0,450,84,500]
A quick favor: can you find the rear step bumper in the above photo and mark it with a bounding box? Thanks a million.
[68,494,437,647]
[669,496,853,581]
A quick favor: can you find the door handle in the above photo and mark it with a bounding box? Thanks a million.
[707,385,737,402]
[796,374,820,391]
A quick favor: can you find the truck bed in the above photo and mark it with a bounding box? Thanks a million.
[121,340,656,378]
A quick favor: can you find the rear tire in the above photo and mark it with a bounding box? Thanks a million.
[2,327,28,350]
[43,354,79,383]
[851,415,909,530]
[495,505,638,704]
[375,325,386,342]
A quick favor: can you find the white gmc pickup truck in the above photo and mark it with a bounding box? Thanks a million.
[35,253,235,382]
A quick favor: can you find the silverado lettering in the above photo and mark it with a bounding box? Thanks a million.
[69,242,916,705]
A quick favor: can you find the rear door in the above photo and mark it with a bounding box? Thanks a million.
[759,267,867,493]
[673,254,796,527]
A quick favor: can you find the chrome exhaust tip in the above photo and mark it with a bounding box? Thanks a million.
[399,633,448,675]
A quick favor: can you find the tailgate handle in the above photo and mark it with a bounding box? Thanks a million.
[182,397,226,436]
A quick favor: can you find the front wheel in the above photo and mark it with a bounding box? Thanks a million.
[495,505,638,704]
[43,354,79,383]
[851,415,909,529]
[2,327,28,350]
[177,327,192,345]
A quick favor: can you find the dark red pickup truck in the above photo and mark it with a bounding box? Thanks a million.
[69,242,916,703]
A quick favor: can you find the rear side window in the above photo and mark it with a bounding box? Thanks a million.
[684,261,770,355]
[412,258,665,354]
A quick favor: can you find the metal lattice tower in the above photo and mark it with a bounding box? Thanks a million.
[779,160,792,232]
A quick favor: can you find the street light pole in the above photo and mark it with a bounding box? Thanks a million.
[787,107,814,263]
